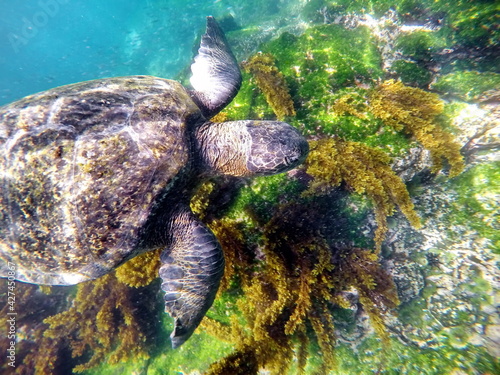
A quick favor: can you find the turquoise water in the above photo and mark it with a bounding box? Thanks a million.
[0,0,208,105]
[0,0,304,106]
[0,1,499,374]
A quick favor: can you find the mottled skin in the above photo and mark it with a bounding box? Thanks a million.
[0,17,309,348]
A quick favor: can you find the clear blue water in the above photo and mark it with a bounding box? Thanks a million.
[0,0,272,106]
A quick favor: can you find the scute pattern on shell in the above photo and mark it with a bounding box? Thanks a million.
[0,76,203,285]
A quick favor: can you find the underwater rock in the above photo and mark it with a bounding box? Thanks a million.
[432,72,500,102]
[455,103,500,165]
[391,147,434,182]
[390,99,499,180]
[484,323,500,358]
[384,170,500,357]
[328,9,434,80]
[391,262,425,304]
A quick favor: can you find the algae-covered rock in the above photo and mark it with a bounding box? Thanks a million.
[432,71,500,102]
[392,60,432,87]
[384,163,500,360]
[199,3,499,373]
[391,262,425,304]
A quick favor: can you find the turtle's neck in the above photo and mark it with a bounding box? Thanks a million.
[194,121,253,177]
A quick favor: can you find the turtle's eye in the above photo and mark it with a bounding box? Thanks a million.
[285,155,295,166]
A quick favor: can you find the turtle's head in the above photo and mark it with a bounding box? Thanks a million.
[243,120,309,175]
[196,120,309,177]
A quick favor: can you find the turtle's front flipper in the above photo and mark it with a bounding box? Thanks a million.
[159,207,225,348]
[190,16,242,118]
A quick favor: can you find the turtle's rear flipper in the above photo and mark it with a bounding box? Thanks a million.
[159,207,225,348]
[189,16,242,118]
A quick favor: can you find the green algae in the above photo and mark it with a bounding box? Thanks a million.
[225,173,304,224]
[307,0,399,18]
[359,0,495,45]
[223,24,413,156]
[434,0,499,48]
[81,312,233,375]
[432,71,500,101]
[396,31,446,62]
[144,330,233,375]
[398,295,427,328]
[334,336,500,375]
[254,24,384,138]
[392,60,432,87]
[268,24,383,88]
[443,163,500,253]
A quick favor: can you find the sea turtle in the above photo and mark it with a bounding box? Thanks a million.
[0,17,308,348]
